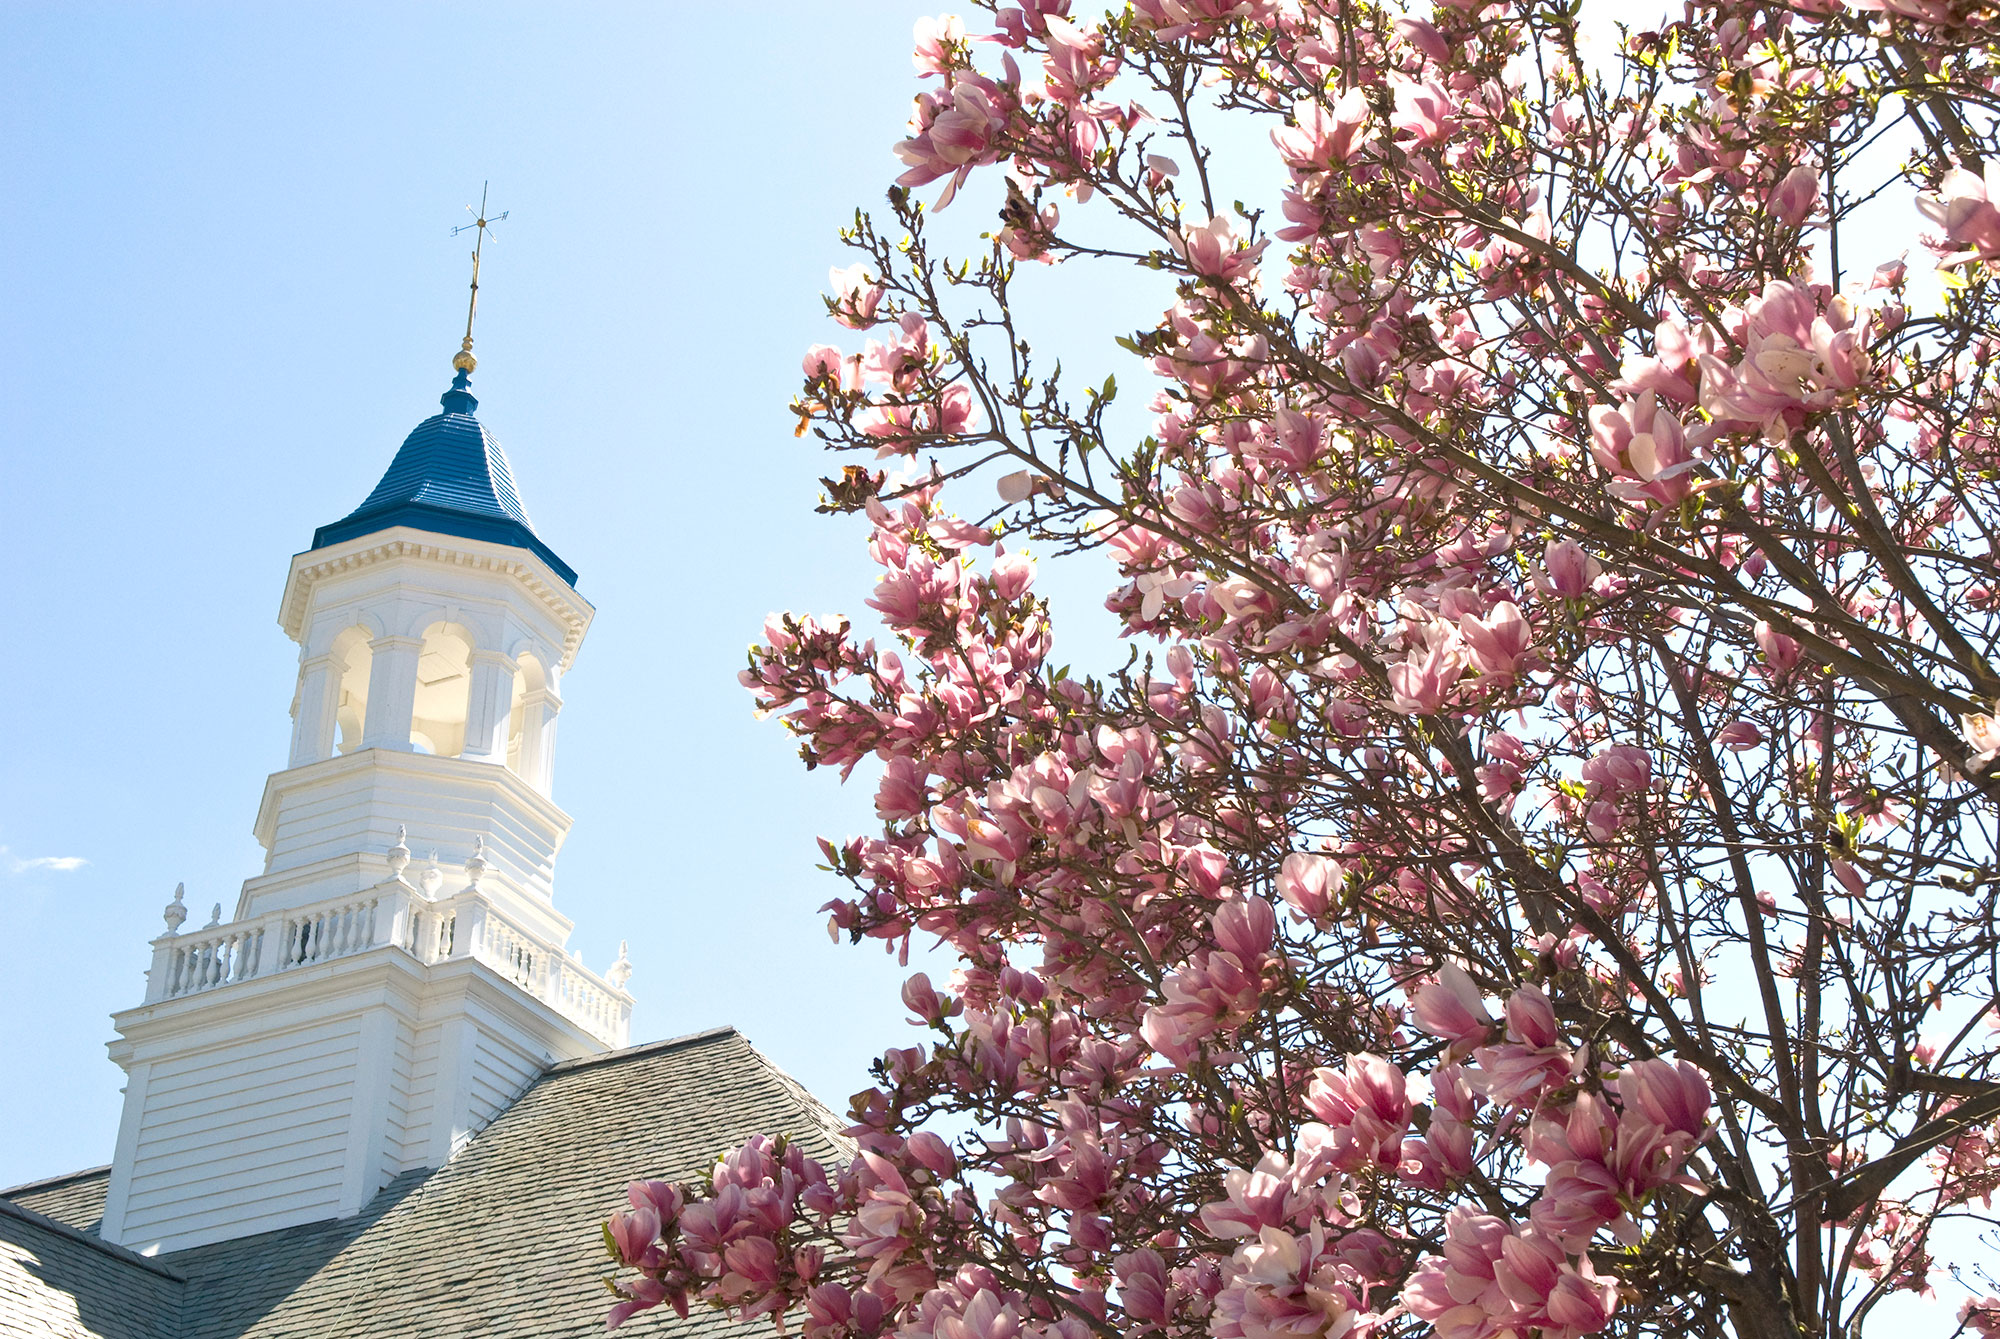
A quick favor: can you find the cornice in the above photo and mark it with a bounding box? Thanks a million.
[251,746,575,852]
[108,946,609,1064]
[278,528,594,669]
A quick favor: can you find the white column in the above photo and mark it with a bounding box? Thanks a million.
[426,1016,482,1167]
[536,697,561,792]
[288,654,341,766]
[461,651,515,763]
[450,897,489,962]
[337,1010,401,1216]
[510,689,561,793]
[144,936,176,1004]
[512,688,548,791]
[360,635,423,751]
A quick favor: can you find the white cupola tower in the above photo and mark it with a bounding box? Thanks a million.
[100,346,633,1256]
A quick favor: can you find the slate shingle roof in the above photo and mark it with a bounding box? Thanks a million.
[3,1168,107,1236]
[0,1199,180,1339]
[0,1027,843,1339]
[310,380,577,586]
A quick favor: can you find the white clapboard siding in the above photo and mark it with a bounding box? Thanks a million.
[468,1032,541,1131]
[394,1028,443,1173]
[119,1018,361,1244]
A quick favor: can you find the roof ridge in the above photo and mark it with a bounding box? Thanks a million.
[0,1196,185,1282]
[736,1035,856,1150]
[0,1163,109,1198]
[543,1024,742,1074]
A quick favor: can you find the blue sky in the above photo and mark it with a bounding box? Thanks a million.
[0,1,1054,1188]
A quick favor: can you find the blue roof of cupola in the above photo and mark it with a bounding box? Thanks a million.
[311,372,577,587]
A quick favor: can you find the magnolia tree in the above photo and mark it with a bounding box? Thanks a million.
[607,1,2000,1334]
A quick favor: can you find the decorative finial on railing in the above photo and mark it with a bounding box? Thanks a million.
[206,902,223,929]
[464,835,487,891]
[421,853,444,901]
[162,883,187,937]
[606,940,634,990]
[387,824,411,878]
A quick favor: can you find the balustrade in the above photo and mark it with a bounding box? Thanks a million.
[148,882,629,1046]
[548,955,625,1039]
[160,924,265,1000]
[480,916,541,990]
[149,889,401,1005]
[280,895,380,968]
[405,906,457,962]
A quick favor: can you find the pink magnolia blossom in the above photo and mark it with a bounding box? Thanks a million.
[1393,16,1450,63]
[607,1276,673,1329]
[1303,1053,1411,1171]
[1469,986,1577,1104]
[1587,390,1700,508]
[1174,216,1269,283]
[1390,78,1456,148]
[1542,1258,1620,1338]
[901,971,959,1024]
[1198,1151,1308,1240]
[1697,281,1873,437]
[1716,718,1763,751]
[1534,539,1602,600]
[828,265,885,329]
[1386,622,1466,715]
[1962,1296,2000,1338]
[1458,600,1533,678]
[609,1205,662,1269]
[802,343,858,392]
[1917,163,2000,270]
[1411,964,1494,1050]
[1040,15,1117,104]
[1212,894,1276,961]
[1770,164,1820,228]
[934,1290,1021,1339]
[1615,1058,1713,1140]
[1962,706,2000,771]
[1277,851,1343,920]
[1270,90,1370,172]
[897,73,1013,207]
[912,14,966,77]
[1581,747,1651,803]
[1754,620,1803,678]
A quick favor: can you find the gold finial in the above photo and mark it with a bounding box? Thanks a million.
[451,182,508,375]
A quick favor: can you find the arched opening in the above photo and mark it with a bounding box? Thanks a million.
[411,622,474,758]
[331,627,374,756]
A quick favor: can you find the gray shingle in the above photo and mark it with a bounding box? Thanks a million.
[0,1199,181,1339]
[1,1027,846,1339]
[2,1169,109,1236]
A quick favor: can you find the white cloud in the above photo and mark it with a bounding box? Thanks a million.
[0,846,88,874]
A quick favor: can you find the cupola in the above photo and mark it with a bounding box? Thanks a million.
[101,323,629,1256]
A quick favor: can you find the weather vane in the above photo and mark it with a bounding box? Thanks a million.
[450,182,508,376]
